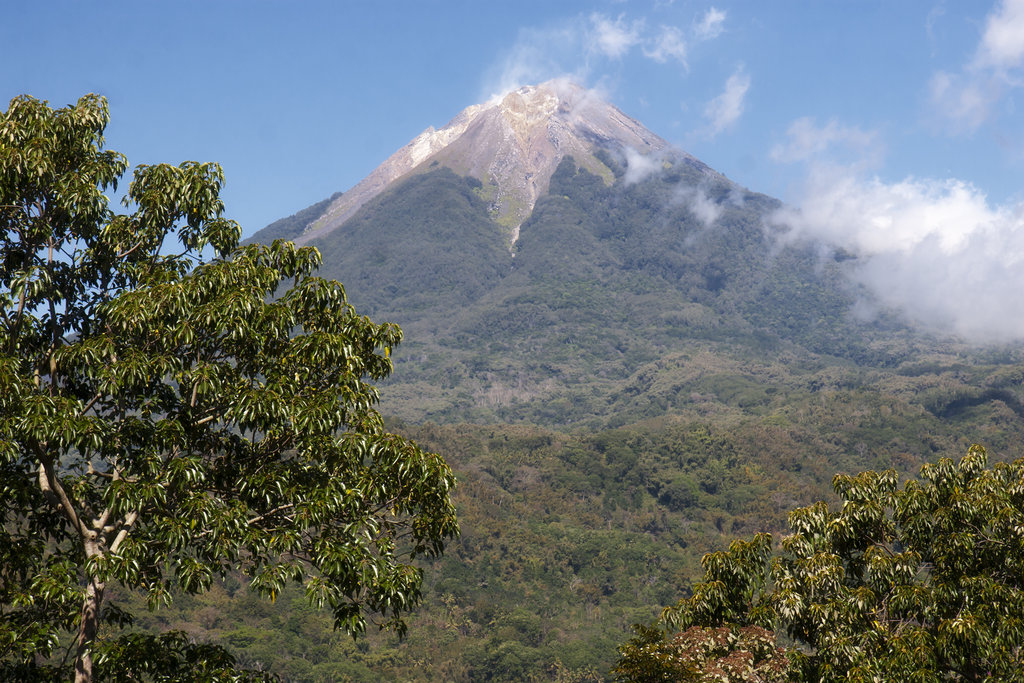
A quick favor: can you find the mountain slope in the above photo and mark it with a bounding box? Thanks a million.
[249,80,1008,427]
[274,149,919,426]
[312,167,512,315]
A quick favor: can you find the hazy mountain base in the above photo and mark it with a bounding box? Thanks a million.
[168,153,1024,681]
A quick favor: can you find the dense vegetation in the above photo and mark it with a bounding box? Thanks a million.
[112,410,1024,680]
[615,445,1024,681]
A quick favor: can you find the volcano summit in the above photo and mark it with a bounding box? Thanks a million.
[258,80,717,247]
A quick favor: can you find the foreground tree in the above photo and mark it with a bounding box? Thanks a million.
[615,445,1024,681]
[0,94,458,681]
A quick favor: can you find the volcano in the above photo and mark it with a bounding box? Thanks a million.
[249,83,930,426]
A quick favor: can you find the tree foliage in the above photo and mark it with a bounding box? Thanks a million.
[616,445,1024,681]
[0,94,458,681]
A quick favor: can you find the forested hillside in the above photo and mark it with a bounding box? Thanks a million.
[122,358,1024,680]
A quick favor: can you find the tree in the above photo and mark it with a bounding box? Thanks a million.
[615,445,1024,681]
[0,94,458,681]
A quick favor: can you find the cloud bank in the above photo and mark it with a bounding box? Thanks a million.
[773,159,1024,343]
[765,5,1024,343]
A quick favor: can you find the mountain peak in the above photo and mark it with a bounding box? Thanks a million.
[495,84,564,139]
[292,81,669,246]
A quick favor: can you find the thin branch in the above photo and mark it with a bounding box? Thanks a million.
[85,468,123,481]
[115,238,148,261]
[79,392,103,417]
[92,465,123,534]
[109,510,139,554]
[4,269,30,355]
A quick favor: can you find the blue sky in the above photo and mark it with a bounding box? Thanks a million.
[5,1,1024,340]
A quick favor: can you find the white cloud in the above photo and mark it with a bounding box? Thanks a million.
[925,5,945,55]
[929,0,1024,134]
[771,117,883,167]
[703,68,749,136]
[928,69,1003,135]
[643,25,688,66]
[772,167,1024,342]
[589,13,643,59]
[975,0,1024,70]
[683,187,722,227]
[695,7,726,40]
[484,11,704,98]
[482,22,587,98]
[622,147,662,184]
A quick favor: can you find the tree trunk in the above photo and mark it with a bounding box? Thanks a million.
[74,575,105,683]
